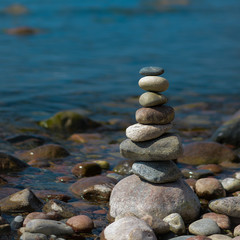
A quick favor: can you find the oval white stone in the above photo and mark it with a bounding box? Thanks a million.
[138,76,169,92]
[126,123,172,142]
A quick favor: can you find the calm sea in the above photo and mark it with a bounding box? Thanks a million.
[0,0,240,125]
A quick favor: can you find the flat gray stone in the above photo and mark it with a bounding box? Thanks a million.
[139,66,164,76]
[25,219,73,235]
[209,197,240,218]
[138,76,169,92]
[120,133,183,161]
[103,216,157,240]
[189,219,221,235]
[132,161,182,183]
[126,123,172,142]
[139,92,167,107]
[221,178,240,192]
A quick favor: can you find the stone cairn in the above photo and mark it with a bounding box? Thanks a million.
[108,66,200,234]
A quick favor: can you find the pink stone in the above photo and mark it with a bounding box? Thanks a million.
[66,215,94,232]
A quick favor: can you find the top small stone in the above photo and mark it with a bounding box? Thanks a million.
[139,66,164,76]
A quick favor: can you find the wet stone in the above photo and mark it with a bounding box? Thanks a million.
[72,162,102,178]
[33,190,71,202]
[113,159,135,175]
[0,152,28,171]
[181,169,214,179]
[70,175,117,202]
[132,161,182,183]
[139,66,164,76]
[139,92,168,107]
[126,123,172,142]
[43,199,81,219]
[10,215,24,230]
[17,144,70,162]
[120,133,183,161]
[138,76,169,92]
[136,105,174,125]
[23,212,51,227]
[178,141,237,165]
[0,188,43,213]
[0,176,8,186]
[197,164,223,174]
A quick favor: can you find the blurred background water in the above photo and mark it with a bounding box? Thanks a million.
[0,0,239,125]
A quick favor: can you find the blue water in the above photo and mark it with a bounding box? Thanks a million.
[0,0,240,124]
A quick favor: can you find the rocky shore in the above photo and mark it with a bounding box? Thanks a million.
[0,68,240,240]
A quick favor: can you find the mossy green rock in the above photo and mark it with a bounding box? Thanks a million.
[211,116,240,147]
[39,111,101,133]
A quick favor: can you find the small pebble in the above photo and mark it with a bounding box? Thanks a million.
[197,164,223,174]
[221,178,240,192]
[10,215,24,230]
[202,212,231,230]
[189,219,221,236]
[163,213,185,235]
[20,232,48,240]
[234,224,240,237]
[195,178,226,200]
[139,66,164,76]
[181,169,213,179]
[208,234,232,240]
[233,172,240,179]
[66,215,94,233]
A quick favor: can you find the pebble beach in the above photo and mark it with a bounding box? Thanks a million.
[1,0,240,240]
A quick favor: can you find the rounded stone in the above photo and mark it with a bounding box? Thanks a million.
[66,215,94,233]
[197,164,223,174]
[132,161,182,183]
[10,215,24,230]
[23,212,51,227]
[209,197,240,218]
[221,178,240,192]
[163,213,185,235]
[139,66,164,76]
[208,234,232,240]
[109,175,200,224]
[138,76,169,92]
[195,178,226,200]
[202,212,231,230]
[234,225,240,236]
[69,175,117,202]
[71,162,102,178]
[126,123,172,142]
[189,219,221,236]
[178,141,237,165]
[102,216,157,240]
[139,92,168,107]
[136,105,174,125]
[120,133,183,161]
[25,219,74,235]
[20,232,48,240]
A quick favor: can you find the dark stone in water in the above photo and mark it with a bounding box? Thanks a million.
[70,176,117,202]
[39,110,101,133]
[139,66,164,76]
[17,144,70,161]
[5,26,38,35]
[43,199,81,219]
[0,152,28,171]
[211,116,240,148]
[5,134,49,150]
[72,162,102,178]
[113,159,135,175]
[0,176,8,186]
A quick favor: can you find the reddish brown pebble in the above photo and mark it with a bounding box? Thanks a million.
[197,164,223,174]
[93,209,107,215]
[195,178,226,200]
[136,105,175,125]
[202,212,231,230]
[66,215,94,232]
[69,133,102,143]
[6,26,38,35]
[56,176,74,183]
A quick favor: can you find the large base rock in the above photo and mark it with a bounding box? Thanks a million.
[109,175,200,224]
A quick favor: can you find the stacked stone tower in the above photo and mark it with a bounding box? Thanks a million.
[109,66,200,232]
